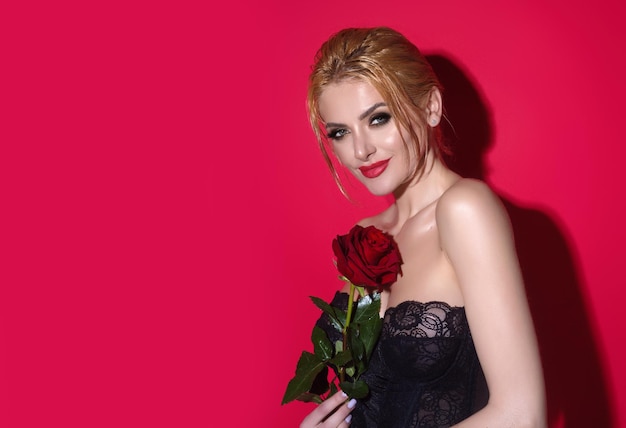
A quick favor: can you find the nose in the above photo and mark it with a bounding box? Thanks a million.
[353,133,376,162]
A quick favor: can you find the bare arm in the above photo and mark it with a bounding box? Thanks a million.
[437,179,546,427]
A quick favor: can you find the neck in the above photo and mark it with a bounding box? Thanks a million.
[391,156,459,227]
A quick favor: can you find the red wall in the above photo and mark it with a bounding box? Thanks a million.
[2,1,625,427]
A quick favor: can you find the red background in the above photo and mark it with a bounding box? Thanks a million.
[2,1,625,427]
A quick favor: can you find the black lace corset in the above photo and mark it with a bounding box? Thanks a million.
[316,292,489,428]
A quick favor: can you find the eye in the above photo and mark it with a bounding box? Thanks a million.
[370,112,391,126]
[327,128,349,141]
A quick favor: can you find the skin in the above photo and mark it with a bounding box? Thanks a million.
[301,79,547,427]
[300,392,356,428]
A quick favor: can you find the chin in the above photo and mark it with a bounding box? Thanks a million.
[363,184,396,197]
[355,175,399,197]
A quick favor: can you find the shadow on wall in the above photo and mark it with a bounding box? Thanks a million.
[427,54,614,428]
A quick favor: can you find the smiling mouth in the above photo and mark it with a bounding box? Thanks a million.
[359,159,390,178]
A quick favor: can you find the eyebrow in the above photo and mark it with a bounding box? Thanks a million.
[324,102,387,128]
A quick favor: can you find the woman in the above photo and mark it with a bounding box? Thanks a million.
[299,27,546,427]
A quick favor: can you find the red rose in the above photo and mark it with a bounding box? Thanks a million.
[332,225,403,290]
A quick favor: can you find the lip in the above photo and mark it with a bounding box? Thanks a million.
[359,159,390,178]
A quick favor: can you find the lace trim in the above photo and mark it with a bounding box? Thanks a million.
[383,300,467,339]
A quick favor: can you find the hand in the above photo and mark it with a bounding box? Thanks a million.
[299,392,356,428]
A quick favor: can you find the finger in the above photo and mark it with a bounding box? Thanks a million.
[300,392,349,427]
[319,398,356,427]
[338,413,353,427]
[316,391,350,416]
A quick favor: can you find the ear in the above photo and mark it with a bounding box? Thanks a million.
[425,87,443,127]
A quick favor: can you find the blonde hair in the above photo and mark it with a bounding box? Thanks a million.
[307,27,448,196]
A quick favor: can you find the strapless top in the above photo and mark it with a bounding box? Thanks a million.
[316,292,488,427]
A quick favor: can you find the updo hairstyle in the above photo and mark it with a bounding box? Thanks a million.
[307,27,448,195]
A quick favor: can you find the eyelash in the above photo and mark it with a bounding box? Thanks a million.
[326,112,391,141]
[327,128,348,140]
[370,112,390,126]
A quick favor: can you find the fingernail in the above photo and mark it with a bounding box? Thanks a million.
[341,391,348,398]
[347,398,357,409]
[344,414,352,424]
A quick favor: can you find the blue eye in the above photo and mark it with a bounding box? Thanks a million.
[371,113,391,126]
[327,128,349,140]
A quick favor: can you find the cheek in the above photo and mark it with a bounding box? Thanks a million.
[380,126,407,150]
[331,144,351,166]
[397,130,420,167]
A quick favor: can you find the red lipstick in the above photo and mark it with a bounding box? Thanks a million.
[359,159,390,178]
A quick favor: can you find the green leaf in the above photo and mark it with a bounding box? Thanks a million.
[353,292,381,324]
[329,381,338,397]
[328,348,354,380]
[337,274,350,283]
[309,365,330,396]
[329,349,352,368]
[347,325,367,374]
[359,317,383,361]
[310,296,336,315]
[310,296,346,331]
[283,293,383,407]
[282,351,326,405]
[296,393,323,404]
[312,326,334,361]
[339,379,369,399]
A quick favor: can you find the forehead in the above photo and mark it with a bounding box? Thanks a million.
[318,80,384,122]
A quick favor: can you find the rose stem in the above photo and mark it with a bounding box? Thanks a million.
[341,281,356,383]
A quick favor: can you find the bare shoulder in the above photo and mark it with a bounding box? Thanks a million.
[435,178,514,253]
[436,178,507,226]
